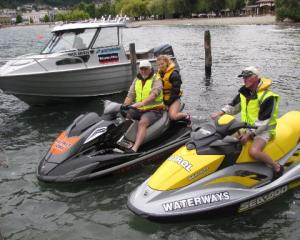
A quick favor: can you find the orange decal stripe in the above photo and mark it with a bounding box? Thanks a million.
[50,131,80,155]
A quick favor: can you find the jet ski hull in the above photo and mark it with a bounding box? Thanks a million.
[127,111,300,222]
[37,116,191,183]
[128,162,300,222]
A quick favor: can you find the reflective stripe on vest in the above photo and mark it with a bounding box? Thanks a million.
[135,74,164,111]
[240,90,279,137]
[159,63,182,101]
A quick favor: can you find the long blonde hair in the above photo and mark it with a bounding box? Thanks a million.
[157,55,174,70]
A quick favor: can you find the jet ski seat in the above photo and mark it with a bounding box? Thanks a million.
[123,111,170,144]
[266,111,300,157]
[237,111,300,163]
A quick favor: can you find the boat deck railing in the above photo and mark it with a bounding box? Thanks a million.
[0,55,88,72]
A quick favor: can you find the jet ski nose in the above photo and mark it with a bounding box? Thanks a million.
[38,159,58,176]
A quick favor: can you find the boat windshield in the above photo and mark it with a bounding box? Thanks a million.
[42,28,97,54]
[92,27,119,48]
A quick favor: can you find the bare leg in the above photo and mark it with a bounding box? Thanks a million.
[249,138,281,172]
[168,99,188,121]
[131,115,150,152]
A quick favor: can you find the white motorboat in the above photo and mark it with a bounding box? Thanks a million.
[0,19,177,105]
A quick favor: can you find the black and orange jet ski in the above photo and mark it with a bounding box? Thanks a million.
[127,112,300,222]
[36,101,191,183]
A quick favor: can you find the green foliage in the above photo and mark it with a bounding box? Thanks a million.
[167,0,193,18]
[276,0,300,22]
[225,0,245,10]
[85,3,96,18]
[190,0,231,15]
[96,0,114,17]
[54,12,66,21]
[193,0,210,13]
[116,0,148,17]
[16,14,22,23]
[208,0,226,15]
[43,14,50,22]
[54,9,89,21]
[3,0,299,23]
[146,0,165,17]
[54,1,117,21]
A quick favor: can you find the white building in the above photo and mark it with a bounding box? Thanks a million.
[0,9,17,25]
[22,10,48,24]
[0,9,17,18]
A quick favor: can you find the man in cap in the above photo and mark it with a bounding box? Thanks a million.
[210,66,283,180]
[123,60,165,152]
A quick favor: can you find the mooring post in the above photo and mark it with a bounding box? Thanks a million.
[129,43,137,79]
[204,30,212,77]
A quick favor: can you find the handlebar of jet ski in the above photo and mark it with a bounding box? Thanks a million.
[120,104,139,112]
[120,105,141,120]
[243,124,258,129]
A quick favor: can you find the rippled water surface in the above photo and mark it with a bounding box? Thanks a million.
[0,24,299,240]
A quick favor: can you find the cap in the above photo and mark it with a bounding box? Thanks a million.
[238,66,259,78]
[139,60,152,69]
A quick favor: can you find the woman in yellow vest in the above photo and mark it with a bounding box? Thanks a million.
[156,55,190,124]
[123,60,165,152]
[210,66,283,180]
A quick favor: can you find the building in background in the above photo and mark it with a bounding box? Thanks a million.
[22,10,48,24]
[242,0,275,16]
[256,0,275,15]
[0,9,17,25]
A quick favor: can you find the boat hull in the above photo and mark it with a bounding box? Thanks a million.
[0,63,133,105]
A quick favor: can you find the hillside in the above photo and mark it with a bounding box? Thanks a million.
[0,0,94,8]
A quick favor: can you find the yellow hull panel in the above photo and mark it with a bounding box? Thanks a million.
[148,148,224,191]
[237,111,300,163]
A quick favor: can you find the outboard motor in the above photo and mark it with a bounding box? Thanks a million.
[153,44,175,57]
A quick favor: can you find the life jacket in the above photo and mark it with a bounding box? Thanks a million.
[135,74,165,111]
[159,63,182,102]
[240,77,280,137]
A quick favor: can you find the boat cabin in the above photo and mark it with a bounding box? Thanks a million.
[41,21,128,65]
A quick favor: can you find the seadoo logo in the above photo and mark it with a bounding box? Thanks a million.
[238,185,288,212]
[167,155,193,172]
[162,191,230,212]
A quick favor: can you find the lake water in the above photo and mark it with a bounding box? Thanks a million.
[0,23,299,240]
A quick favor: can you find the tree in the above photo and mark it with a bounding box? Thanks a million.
[54,9,90,22]
[208,0,226,16]
[167,0,193,18]
[43,15,50,22]
[16,15,22,24]
[69,9,90,21]
[225,0,245,11]
[54,12,66,22]
[85,3,96,18]
[276,0,300,22]
[194,0,211,13]
[117,0,148,18]
[96,0,112,18]
[147,0,165,17]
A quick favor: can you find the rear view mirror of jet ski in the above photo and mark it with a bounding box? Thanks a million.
[36,100,191,183]
[127,112,300,222]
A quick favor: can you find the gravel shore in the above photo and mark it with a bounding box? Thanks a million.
[128,15,278,26]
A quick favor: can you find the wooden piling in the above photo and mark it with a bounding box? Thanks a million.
[204,30,212,77]
[129,43,137,78]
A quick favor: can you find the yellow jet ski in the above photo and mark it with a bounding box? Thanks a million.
[127,112,300,222]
